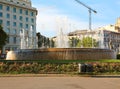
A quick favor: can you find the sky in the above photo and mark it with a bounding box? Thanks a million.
[32,0,120,37]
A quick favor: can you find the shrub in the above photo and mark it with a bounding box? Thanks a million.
[0,62,78,74]
[91,62,120,73]
[0,61,120,74]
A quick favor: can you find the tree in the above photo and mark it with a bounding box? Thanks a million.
[69,36,98,48]
[69,37,81,47]
[0,25,8,52]
[82,36,97,48]
[36,32,55,48]
[36,32,43,47]
[50,38,55,47]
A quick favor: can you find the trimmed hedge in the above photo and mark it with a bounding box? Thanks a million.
[0,61,120,74]
[89,62,120,74]
[0,62,78,74]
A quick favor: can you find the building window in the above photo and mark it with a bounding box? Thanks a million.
[26,24,28,29]
[0,4,3,10]
[0,20,3,25]
[13,22,17,27]
[6,21,10,26]
[10,0,13,2]
[19,23,23,28]
[13,37,17,44]
[19,9,22,14]
[25,10,28,15]
[26,17,29,22]
[6,13,10,19]
[6,6,10,11]
[23,3,25,6]
[32,25,34,30]
[30,12,34,16]
[17,2,19,4]
[31,18,34,23]
[0,12,3,17]
[19,16,23,21]
[6,28,10,34]
[13,15,17,20]
[13,7,16,13]
[13,29,17,34]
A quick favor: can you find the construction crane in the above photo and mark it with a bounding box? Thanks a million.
[75,0,97,47]
[75,0,97,30]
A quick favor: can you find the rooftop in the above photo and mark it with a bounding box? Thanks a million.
[0,0,37,11]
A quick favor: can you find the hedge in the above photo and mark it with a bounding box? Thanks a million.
[0,62,120,74]
[0,62,78,74]
[91,62,120,73]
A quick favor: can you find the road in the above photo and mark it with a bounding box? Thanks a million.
[0,77,120,89]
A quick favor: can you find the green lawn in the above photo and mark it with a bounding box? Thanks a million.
[0,59,120,63]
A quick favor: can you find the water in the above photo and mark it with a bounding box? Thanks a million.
[20,26,35,49]
[56,17,69,48]
[56,29,69,48]
[20,29,26,49]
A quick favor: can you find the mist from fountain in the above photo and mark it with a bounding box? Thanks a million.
[56,16,69,48]
[56,28,69,48]
[20,29,26,49]
[20,26,35,49]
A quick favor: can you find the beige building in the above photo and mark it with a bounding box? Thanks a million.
[68,18,120,53]
[96,21,120,53]
[0,0,37,53]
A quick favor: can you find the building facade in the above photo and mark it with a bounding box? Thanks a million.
[0,0,37,53]
[96,26,120,53]
[68,18,120,53]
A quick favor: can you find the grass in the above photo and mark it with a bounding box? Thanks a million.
[0,59,120,63]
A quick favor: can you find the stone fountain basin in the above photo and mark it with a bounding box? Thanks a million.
[6,48,116,60]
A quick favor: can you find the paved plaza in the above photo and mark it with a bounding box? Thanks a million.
[0,76,120,89]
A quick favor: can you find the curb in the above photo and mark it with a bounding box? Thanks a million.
[0,74,78,77]
[91,75,120,78]
[0,74,120,78]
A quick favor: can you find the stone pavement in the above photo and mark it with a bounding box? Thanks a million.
[0,76,120,89]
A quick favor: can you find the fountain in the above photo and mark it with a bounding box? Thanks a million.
[56,28,69,48]
[6,31,116,60]
[6,18,116,60]
[6,48,116,60]
[6,26,37,60]
[20,29,26,49]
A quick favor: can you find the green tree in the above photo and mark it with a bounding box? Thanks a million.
[69,36,98,48]
[50,39,55,47]
[0,25,8,52]
[36,32,45,47]
[82,36,97,48]
[36,32,55,48]
[69,37,81,47]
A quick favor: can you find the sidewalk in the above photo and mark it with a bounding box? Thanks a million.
[0,76,120,89]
